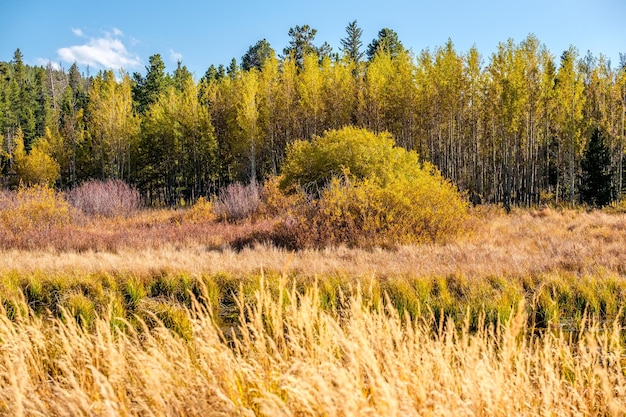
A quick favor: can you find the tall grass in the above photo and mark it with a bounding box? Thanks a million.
[0,279,624,416]
[2,268,625,339]
[1,202,625,415]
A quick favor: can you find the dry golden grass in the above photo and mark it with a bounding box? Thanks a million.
[0,280,624,416]
[1,206,624,279]
[1,206,625,416]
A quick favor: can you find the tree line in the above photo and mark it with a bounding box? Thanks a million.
[1,22,625,207]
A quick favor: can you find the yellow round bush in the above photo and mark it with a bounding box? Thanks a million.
[281,126,421,193]
[277,126,468,248]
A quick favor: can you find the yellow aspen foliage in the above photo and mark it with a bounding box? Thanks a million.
[13,127,60,187]
[234,69,260,181]
[281,126,418,193]
[298,53,325,137]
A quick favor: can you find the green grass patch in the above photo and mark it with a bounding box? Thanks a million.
[0,270,624,339]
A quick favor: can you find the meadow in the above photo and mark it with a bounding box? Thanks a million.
[1,188,626,415]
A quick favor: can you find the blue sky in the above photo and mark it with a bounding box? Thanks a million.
[1,0,625,78]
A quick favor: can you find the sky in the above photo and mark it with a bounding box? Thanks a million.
[1,0,625,78]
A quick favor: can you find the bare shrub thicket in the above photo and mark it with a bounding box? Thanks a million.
[67,179,142,217]
[213,181,261,222]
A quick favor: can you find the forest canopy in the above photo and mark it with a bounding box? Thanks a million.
[1,23,625,208]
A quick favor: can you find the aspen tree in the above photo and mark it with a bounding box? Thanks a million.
[235,69,260,182]
[86,71,139,181]
[554,47,585,205]
[297,53,325,138]
[257,52,281,175]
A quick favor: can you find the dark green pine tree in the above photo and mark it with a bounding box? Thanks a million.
[217,64,226,79]
[283,25,318,67]
[317,41,334,62]
[241,39,274,71]
[201,65,219,83]
[132,54,169,114]
[366,28,404,61]
[33,67,52,139]
[227,58,238,79]
[580,127,613,207]
[172,61,193,91]
[9,49,37,149]
[68,63,83,95]
[340,20,364,64]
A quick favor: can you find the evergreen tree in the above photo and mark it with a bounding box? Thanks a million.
[317,42,334,62]
[227,58,238,79]
[172,61,193,91]
[132,54,169,114]
[241,39,274,71]
[217,64,226,79]
[366,28,404,61]
[10,49,38,149]
[68,63,84,95]
[33,68,51,139]
[12,49,25,89]
[580,127,613,206]
[340,20,364,63]
[283,25,319,67]
[202,65,219,83]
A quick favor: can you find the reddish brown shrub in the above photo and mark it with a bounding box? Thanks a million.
[67,179,142,218]
[213,181,261,222]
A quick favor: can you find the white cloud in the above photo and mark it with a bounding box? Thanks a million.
[169,49,183,63]
[72,28,85,37]
[57,29,141,71]
[35,58,61,70]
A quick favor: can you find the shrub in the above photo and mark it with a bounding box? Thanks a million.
[0,184,71,235]
[274,126,469,248]
[214,181,261,222]
[182,196,216,223]
[67,179,142,218]
[280,126,421,194]
[321,174,467,246]
[259,176,304,218]
[275,175,468,249]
